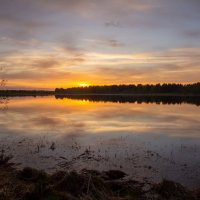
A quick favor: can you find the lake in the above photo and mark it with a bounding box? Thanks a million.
[0,96,200,188]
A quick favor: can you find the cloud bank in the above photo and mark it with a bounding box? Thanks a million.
[0,0,199,89]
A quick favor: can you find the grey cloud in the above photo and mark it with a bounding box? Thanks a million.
[6,70,71,81]
[0,0,48,28]
[0,0,52,45]
[105,21,121,28]
[182,30,200,39]
[31,59,60,69]
[90,38,124,48]
[106,39,124,47]
[36,0,156,15]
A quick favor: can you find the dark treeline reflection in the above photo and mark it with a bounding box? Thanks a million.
[0,96,9,111]
[55,94,200,106]
[56,83,200,94]
[0,90,54,97]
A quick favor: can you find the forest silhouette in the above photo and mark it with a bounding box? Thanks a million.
[55,83,200,95]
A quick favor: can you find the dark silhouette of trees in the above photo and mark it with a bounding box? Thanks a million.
[55,83,200,106]
[55,83,200,95]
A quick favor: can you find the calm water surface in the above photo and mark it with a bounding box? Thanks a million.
[0,96,200,188]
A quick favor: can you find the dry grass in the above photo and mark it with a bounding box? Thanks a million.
[0,154,199,200]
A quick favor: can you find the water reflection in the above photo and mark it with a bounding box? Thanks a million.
[56,94,200,106]
[0,96,200,188]
[0,96,9,111]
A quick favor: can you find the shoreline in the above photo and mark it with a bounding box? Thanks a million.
[0,155,199,200]
[1,89,200,97]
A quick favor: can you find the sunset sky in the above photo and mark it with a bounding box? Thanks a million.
[0,0,200,89]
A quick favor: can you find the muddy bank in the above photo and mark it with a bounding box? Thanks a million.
[0,155,200,200]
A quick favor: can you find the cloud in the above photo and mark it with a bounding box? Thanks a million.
[31,59,60,69]
[36,0,156,16]
[106,39,124,47]
[105,21,121,28]
[86,48,200,84]
[182,30,200,39]
[1,47,199,89]
[0,1,49,41]
[0,0,200,88]
[87,38,124,48]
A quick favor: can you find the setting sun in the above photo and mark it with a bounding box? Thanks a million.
[79,83,89,87]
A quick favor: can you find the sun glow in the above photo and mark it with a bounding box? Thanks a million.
[79,83,89,87]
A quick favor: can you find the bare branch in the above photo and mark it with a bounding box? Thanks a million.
[0,65,7,89]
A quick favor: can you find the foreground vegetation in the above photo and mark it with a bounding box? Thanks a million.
[0,155,200,200]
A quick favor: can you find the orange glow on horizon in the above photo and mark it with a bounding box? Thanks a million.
[6,79,197,90]
[79,83,90,87]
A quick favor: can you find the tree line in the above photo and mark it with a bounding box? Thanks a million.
[55,83,200,95]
